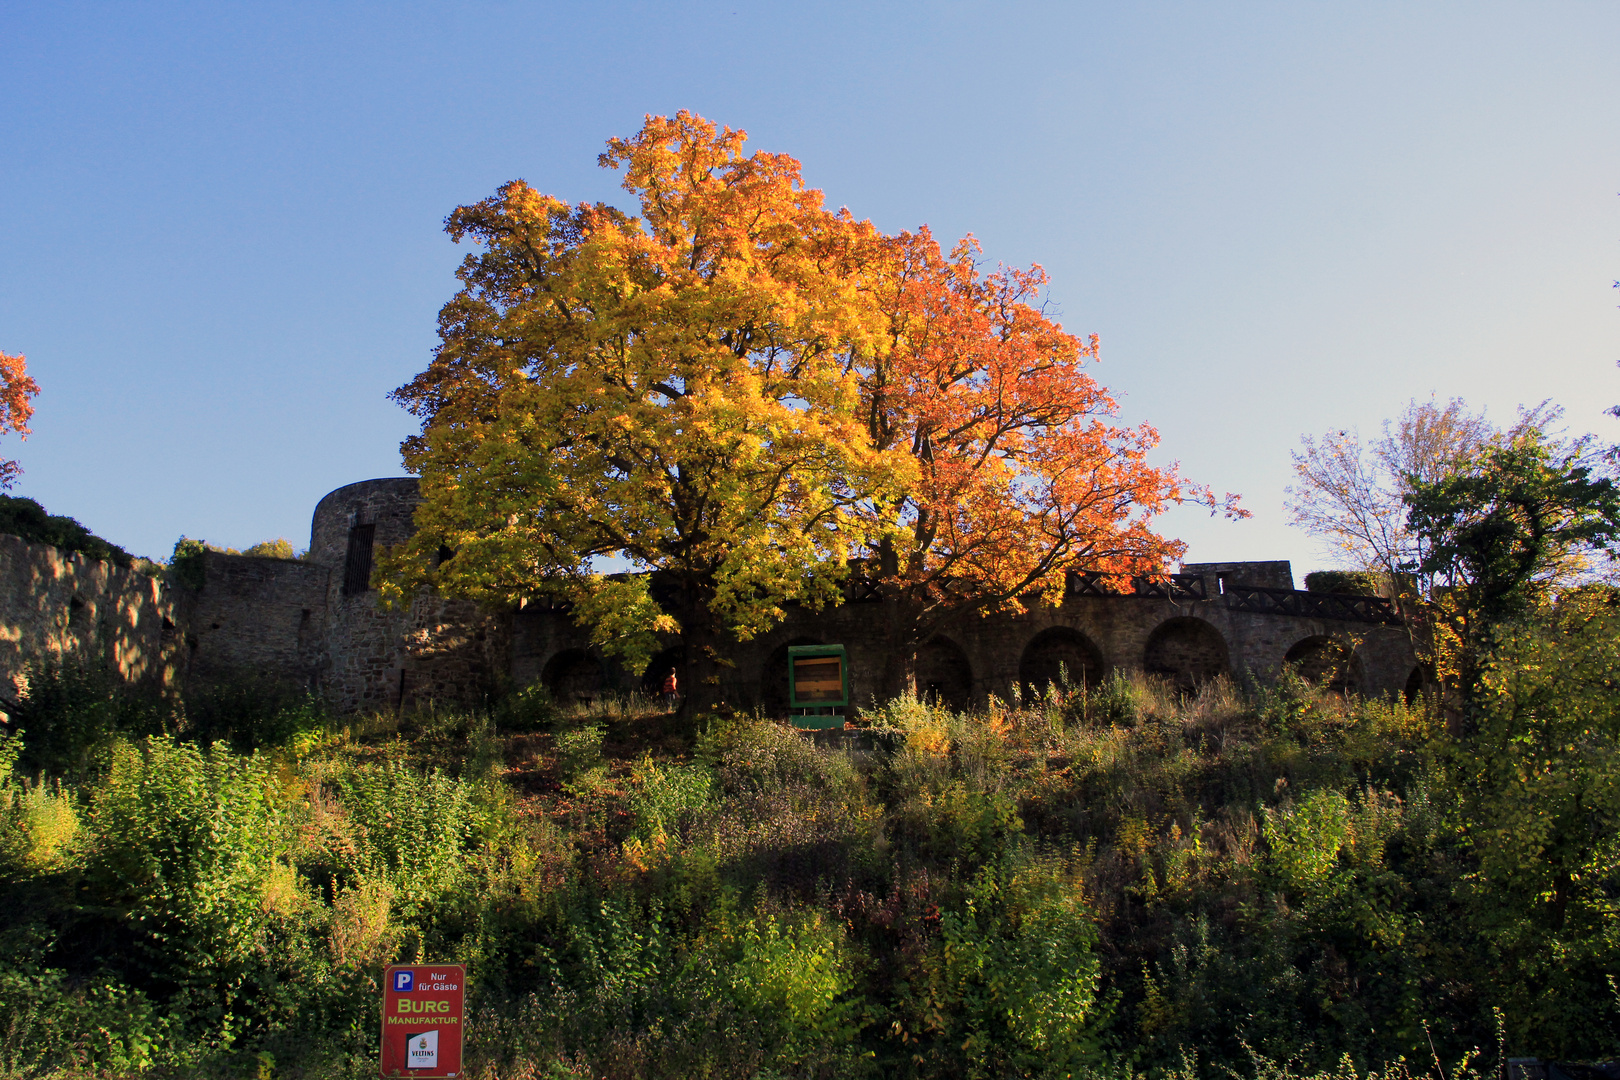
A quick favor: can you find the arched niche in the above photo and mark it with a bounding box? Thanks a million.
[761,636,823,716]
[1404,665,1426,706]
[1143,617,1229,692]
[1019,626,1105,698]
[542,649,604,704]
[639,646,687,699]
[916,636,973,711]
[1284,635,1361,694]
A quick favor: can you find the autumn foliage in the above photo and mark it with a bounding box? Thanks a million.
[0,351,39,489]
[386,113,900,705]
[387,112,1234,703]
[856,229,1237,688]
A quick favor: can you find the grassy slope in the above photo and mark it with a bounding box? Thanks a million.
[0,668,1613,1079]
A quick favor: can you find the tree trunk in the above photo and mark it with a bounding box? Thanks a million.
[874,598,924,704]
[675,584,730,717]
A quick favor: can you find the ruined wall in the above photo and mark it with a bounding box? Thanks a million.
[0,533,176,700]
[179,552,331,688]
[1183,560,1295,592]
[313,479,509,713]
[513,566,1418,714]
[293,478,1418,716]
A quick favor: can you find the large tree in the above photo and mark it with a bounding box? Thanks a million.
[852,229,1234,696]
[386,113,1224,710]
[383,113,903,710]
[1290,401,1620,710]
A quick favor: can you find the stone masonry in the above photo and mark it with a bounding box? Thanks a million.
[0,534,178,703]
[0,477,1422,716]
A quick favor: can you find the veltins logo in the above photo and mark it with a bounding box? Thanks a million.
[394,971,414,992]
[406,1029,438,1069]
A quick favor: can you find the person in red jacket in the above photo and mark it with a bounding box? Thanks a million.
[661,668,679,709]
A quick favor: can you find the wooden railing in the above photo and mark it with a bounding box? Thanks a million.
[1066,570,1208,601]
[1222,585,1401,625]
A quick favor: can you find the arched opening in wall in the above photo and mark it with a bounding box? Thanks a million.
[916,637,973,711]
[639,646,687,703]
[761,637,823,716]
[1284,635,1361,694]
[1404,665,1426,706]
[1143,618,1228,693]
[543,649,604,705]
[1019,627,1104,699]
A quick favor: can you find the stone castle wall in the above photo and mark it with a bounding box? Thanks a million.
[0,534,177,702]
[179,552,331,688]
[0,476,1422,716]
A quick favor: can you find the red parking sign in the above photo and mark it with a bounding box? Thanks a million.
[380,964,465,1078]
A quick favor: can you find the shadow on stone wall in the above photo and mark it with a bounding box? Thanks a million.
[0,534,179,703]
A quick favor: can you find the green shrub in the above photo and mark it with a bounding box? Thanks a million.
[11,659,172,777]
[0,775,81,875]
[0,495,134,567]
[0,968,166,1077]
[84,738,288,1002]
[627,757,715,842]
[907,859,1103,1074]
[1304,570,1384,595]
[1063,670,1143,728]
[335,761,487,909]
[557,723,607,793]
[183,675,328,752]
[168,536,208,589]
[718,907,861,1060]
[0,659,1604,1075]
[241,537,298,559]
[495,681,558,730]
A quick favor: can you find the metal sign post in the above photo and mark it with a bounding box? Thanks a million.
[380,964,466,1077]
[787,644,849,729]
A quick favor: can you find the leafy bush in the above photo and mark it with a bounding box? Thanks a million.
[182,675,328,752]
[241,537,298,559]
[494,681,557,730]
[914,859,1103,1072]
[84,738,287,985]
[334,761,489,909]
[718,907,861,1062]
[170,537,301,589]
[1304,569,1385,595]
[10,658,172,777]
[0,775,81,875]
[0,495,134,567]
[557,723,608,794]
[0,968,166,1077]
[0,656,1614,1076]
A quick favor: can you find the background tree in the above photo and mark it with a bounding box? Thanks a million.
[1404,424,1620,706]
[0,350,40,489]
[854,229,1235,696]
[1287,398,1556,694]
[1286,397,1498,599]
[383,113,903,711]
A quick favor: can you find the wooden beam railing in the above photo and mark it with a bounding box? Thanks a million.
[1222,585,1401,625]
[1065,570,1208,601]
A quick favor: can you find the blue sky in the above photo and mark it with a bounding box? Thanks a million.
[2,2,1617,576]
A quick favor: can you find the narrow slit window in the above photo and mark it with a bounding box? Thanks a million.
[342,523,377,595]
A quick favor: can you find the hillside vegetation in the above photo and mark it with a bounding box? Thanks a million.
[3,608,1618,1079]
